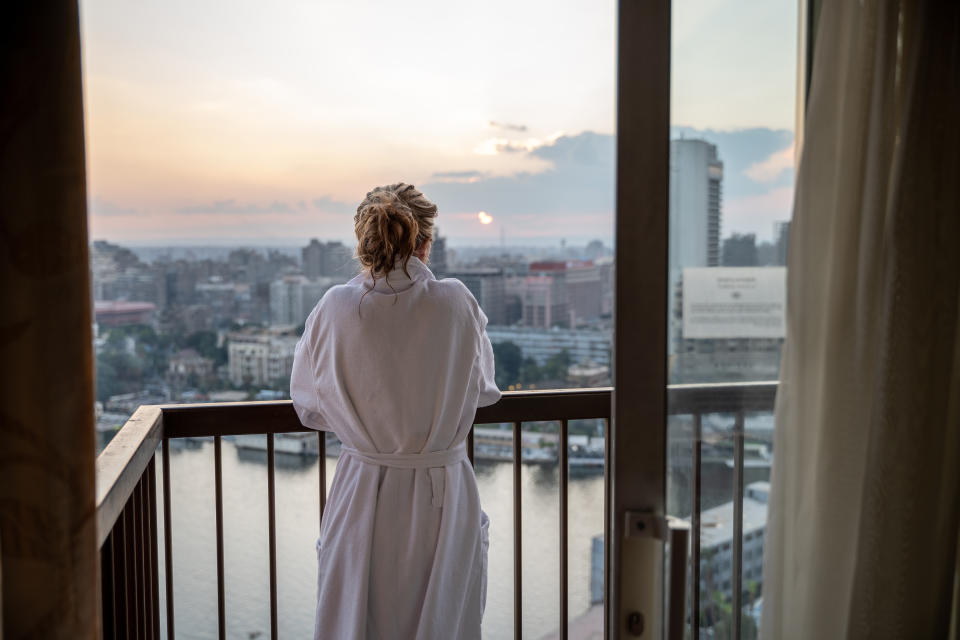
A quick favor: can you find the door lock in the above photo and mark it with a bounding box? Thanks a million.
[627,611,645,636]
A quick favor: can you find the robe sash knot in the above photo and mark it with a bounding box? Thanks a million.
[340,442,468,507]
[340,442,468,469]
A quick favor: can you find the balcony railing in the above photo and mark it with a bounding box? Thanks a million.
[96,382,776,639]
[669,381,778,640]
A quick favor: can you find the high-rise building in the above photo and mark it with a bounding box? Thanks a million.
[564,261,602,325]
[301,239,356,279]
[269,275,334,326]
[669,139,724,352]
[522,260,602,328]
[430,230,448,277]
[302,239,324,279]
[722,233,758,266]
[445,268,506,324]
[595,256,614,317]
[521,275,569,329]
[774,221,790,266]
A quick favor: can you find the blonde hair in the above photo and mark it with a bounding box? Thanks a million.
[354,183,437,311]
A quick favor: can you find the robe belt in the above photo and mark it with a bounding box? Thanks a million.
[340,442,468,469]
[340,443,468,507]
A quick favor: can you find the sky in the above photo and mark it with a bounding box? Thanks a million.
[80,0,798,246]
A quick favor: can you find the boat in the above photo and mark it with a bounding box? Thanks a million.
[568,444,605,472]
[235,432,319,457]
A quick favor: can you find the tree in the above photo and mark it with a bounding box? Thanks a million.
[541,349,572,381]
[95,350,143,401]
[492,341,523,388]
[185,330,227,366]
[520,357,541,385]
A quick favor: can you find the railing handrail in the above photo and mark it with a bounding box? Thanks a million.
[96,405,163,548]
[159,386,614,438]
[668,380,778,413]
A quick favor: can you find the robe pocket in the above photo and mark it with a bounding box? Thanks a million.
[480,510,490,618]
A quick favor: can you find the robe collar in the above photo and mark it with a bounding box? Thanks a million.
[353,255,436,293]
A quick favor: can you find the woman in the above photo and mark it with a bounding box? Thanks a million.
[290,183,500,640]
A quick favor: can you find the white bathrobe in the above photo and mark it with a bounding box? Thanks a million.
[290,255,501,640]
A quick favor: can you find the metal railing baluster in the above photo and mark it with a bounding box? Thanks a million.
[692,412,702,640]
[559,419,569,640]
[148,456,160,639]
[162,438,174,638]
[140,472,150,640]
[318,432,327,525]
[732,411,745,640]
[100,531,115,639]
[138,474,147,639]
[513,420,522,640]
[603,417,610,640]
[123,495,136,639]
[133,478,143,637]
[268,434,279,639]
[467,428,475,466]
[113,516,127,638]
[214,436,226,640]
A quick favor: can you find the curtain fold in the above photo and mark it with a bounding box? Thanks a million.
[761,1,960,638]
[0,3,98,637]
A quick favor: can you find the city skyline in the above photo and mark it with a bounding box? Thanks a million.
[81,0,797,245]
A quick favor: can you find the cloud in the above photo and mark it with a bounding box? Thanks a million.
[425,131,615,218]
[90,197,137,217]
[423,127,796,242]
[312,196,354,213]
[671,126,795,200]
[489,121,528,132]
[431,170,485,181]
[177,199,296,214]
[473,132,564,156]
[175,196,354,215]
[745,144,795,183]
[724,187,794,238]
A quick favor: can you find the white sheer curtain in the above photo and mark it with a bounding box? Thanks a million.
[761,1,960,638]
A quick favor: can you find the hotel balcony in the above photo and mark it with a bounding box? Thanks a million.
[96,382,775,639]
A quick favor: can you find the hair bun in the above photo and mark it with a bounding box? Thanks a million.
[353,184,437,281]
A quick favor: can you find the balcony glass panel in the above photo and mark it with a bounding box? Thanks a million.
[83,0,614,635]
[668,0,797,636]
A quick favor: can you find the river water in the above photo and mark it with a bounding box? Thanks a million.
[153,437,606,640]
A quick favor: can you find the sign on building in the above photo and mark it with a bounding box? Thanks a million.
[682,267,786,339]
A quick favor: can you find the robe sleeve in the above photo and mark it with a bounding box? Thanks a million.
[290,310,332,431]
[476,308,501,408]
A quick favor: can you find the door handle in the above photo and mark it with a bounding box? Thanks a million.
[621,512,689,639]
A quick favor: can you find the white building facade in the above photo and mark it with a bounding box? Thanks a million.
[227,332,299,387]
[269,276,334,326]
[669,139,723,353]
[486,326,612,367]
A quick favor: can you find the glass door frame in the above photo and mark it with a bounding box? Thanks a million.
[609,0,671,636]
[608,0,814,636]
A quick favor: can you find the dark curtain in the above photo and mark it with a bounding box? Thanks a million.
[0,2,98,637]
